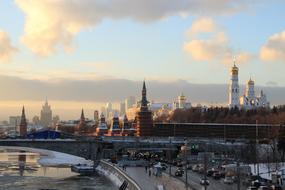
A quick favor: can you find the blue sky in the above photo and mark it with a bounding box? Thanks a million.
[0,0,285,86]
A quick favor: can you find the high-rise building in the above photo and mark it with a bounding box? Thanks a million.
[125,96,136,111]
[106,102,113,119]
[32,115,40,125]
[9,116,21,127]
[19,106,27,137]
[40,99,52,127]
[120,102,126,116]
[229,61,240,108]
[94,110,99,124]
[135,81,153,136]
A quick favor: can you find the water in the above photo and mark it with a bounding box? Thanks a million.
[0,148,116,190]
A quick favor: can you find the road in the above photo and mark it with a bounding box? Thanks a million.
[125,166,187,190]
[168,166,247,190]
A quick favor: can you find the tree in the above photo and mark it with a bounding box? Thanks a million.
[277,126,285,161]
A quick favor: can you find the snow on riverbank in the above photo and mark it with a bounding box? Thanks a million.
[0,146,91,167]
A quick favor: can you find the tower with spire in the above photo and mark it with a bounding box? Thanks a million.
[95,112,108,136]
[229,59,240,108]
[135,80,153,136]
[19,106,27,137]
[228,59,270,110]
[40,98,52,127]
[107,113,121,136]
[76,109,86,133]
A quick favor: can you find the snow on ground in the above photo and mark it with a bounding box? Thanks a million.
[0,146,91,167]
[249,162,285,180]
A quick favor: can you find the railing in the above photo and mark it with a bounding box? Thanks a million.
[99,160,142,190]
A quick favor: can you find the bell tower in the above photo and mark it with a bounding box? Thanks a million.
[229,60,240,108]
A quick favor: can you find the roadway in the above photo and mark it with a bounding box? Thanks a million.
[124,166,186,190]
[169,166,247,190]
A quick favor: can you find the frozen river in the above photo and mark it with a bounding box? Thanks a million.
[0,147,116,190]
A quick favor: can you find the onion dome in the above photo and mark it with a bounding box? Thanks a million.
[247,78,254,85]
[231,63,239,75]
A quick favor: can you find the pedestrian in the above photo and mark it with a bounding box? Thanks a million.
[145,165,148,173]
[149,167,152,177]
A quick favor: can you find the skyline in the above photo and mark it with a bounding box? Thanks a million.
[0,1,285,119]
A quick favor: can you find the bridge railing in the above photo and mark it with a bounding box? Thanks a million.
[99,159,142,190]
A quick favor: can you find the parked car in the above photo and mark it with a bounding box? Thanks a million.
[212,172,221,180]
[186,165,192,170]
[161,163,168,171]
[192,165,200,172]
[258,186,269,190]
[251,180,261,188]
[207,170,216,177]
[175,169,183,177]
[223,176,234,184]
[200,179,210,186]
[270,185,283,190]
[247,186,258,190]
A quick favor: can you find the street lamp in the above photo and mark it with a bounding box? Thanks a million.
[181,140,189,190]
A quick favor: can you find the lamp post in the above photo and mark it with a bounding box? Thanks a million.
[168,137,172,176]
[256,120,259,176]
[181,140,188,190]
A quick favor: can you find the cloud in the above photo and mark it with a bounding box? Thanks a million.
[0,30,17,63]
[14,0,252,56]
[184,17,252,65]
[187,17,217,37]
[260,31,285,61]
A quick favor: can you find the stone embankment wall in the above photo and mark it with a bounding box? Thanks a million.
[97,160,141,190]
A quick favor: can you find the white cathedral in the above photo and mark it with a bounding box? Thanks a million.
[229,62,270,110]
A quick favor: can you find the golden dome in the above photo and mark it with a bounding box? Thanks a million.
[231,64,238,75]
[248,78,254,85]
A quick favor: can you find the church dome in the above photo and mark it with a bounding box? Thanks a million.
[231,64,239,75]
[247,78,254,85]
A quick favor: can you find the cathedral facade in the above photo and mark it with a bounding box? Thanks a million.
[229,62,270,110]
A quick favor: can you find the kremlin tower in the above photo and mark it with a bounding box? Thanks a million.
[107,114,121,136]
[76,109,86,133]
[95,113,108,136]
[135,81,153,136]
[121,115,136,136]
[19,106,27,137]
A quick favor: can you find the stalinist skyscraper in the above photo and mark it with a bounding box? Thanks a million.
[40,98,52,127]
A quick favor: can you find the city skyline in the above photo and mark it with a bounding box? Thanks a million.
[0,1,285,119]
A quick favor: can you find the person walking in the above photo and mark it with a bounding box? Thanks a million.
[149,167,152,177]
[145,165,148,173]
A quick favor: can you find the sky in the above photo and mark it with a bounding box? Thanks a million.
[0,0,285,120]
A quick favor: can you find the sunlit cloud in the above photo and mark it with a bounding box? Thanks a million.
[260,31,285,62]
[184,17,253,65]
[0,30,18,63]
[15,0,252,56]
